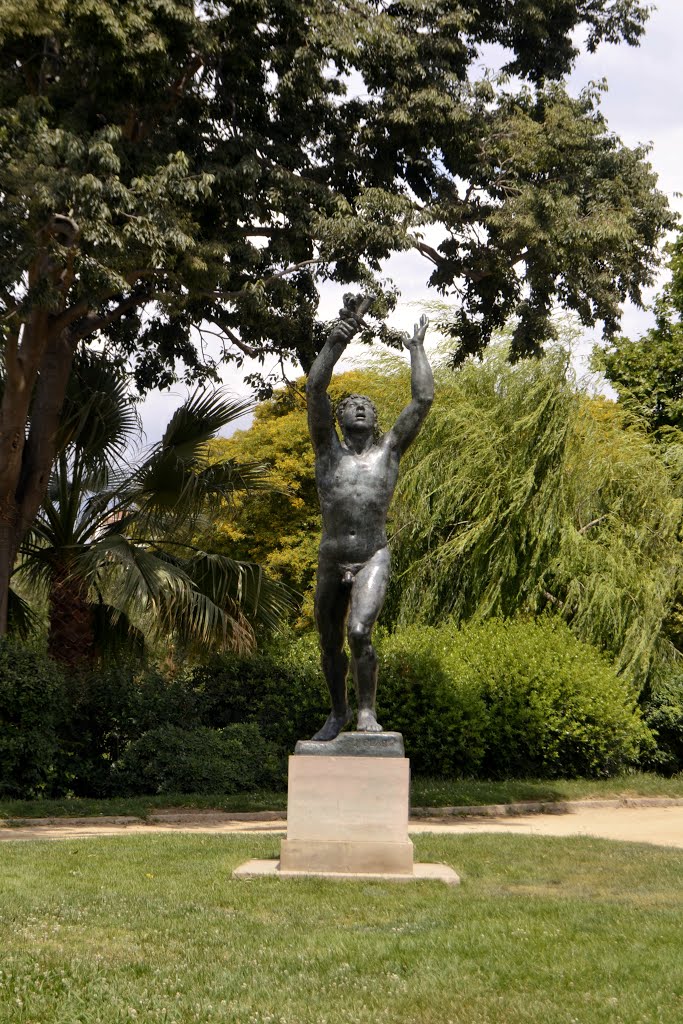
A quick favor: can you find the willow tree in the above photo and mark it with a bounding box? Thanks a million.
[385,342,682,690]
[0,0,673,633]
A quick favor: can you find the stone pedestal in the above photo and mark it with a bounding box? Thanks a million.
[233,732,459,885]
[280,751,413,876]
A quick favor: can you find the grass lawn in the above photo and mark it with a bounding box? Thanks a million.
[1,772,682,820]
[0,833,681,1023]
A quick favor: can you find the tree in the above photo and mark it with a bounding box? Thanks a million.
[0,0,673,632]
[385,341,682,690]
[594,237,683,437]
[14,356,294,666]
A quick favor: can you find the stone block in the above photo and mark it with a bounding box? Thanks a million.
[280,838,414,875]
[286,754,410,843]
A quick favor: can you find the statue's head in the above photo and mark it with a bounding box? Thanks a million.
[336,394,379,441]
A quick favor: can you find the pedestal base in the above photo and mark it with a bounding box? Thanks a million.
[233,858,460,886]
[233,742,459,886]
[280,838,415,875]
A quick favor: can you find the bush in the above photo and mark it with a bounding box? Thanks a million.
[0,616,653,799]
[188,638,328,752]
[0,638,64,797]
[640,676,683,775]
[113,723,285,795]
[377,618,650,778]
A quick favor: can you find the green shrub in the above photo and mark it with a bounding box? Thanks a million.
[640,677,683,775]
[377,618,650,778]
[0,638,64,797]
[189,637,328,752]
[113,723,284,795]
[56,663,210,797]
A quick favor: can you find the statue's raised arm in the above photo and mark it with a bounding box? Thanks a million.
[306,294,374,453]
[386,314,434,455]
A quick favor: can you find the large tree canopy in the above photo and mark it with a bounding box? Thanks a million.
[0,0,673,631]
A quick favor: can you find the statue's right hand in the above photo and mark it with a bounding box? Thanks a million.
[328,317,358,347]
[327,293,375,346]
[340,292,374,323]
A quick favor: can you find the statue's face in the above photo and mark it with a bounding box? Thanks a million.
[340,396,376,436]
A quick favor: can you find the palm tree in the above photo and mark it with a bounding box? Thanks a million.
[12,352,295,666]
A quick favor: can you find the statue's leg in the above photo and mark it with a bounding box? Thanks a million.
[347,547,390,733]
[312,563,352,741]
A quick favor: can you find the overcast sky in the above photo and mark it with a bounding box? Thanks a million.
[138,1,683,444]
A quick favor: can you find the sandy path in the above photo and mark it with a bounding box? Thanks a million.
[2,804,683,849]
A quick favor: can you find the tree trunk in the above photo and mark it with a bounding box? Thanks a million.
[48,571,97,667]
[0,317,77,635]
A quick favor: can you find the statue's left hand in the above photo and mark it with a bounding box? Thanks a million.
[403,314,429,350]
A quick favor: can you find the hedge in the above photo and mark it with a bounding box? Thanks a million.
[375,618,651,778]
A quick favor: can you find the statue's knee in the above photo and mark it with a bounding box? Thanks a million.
[348,622,371,656]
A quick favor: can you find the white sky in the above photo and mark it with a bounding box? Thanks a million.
[139,1,683,443]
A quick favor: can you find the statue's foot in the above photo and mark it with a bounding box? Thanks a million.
[356,708,382,733]
[311,709,353,741]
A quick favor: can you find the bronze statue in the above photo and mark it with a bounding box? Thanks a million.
[306,294,434,740]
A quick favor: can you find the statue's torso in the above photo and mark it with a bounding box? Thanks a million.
[315,439,398,564]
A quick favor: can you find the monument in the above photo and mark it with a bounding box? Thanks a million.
[235,295,459,884]
[305,293,433,741]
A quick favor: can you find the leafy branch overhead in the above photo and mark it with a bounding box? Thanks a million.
[1,1,672,382]
[0,0,674,634]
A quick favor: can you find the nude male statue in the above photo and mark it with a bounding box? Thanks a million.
[306,294,434,741]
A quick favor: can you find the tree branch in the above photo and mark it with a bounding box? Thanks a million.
[209,317,263,359]
[200,258,323,302]
[579,514,609,534]
[414,240,445,267]
[70,291,152,342]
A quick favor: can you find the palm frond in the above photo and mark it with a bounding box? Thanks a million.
[56,347,140,468]
[160,388,255,457]
[187,551,298,632]
[128,390,265,531]
[7,588,41,639]
[81,534,193,610]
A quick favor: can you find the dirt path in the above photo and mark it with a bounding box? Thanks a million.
[2,803,683,849]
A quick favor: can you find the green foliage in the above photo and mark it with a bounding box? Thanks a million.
[16,371,295,664]
[377,618,650,779]
[386,340,682,689]
[0,637,64,796]
[198,343,683,689]
[594,309,683,437]
[640,677,683,776]
[113,723,284,796]
[189,638,329,754]
[0,1,671,382]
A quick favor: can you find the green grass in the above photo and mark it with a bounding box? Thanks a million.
[0,833,681,1023]
[2,772,683,821]
[0,790,288,821]
[410,771,683,807]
